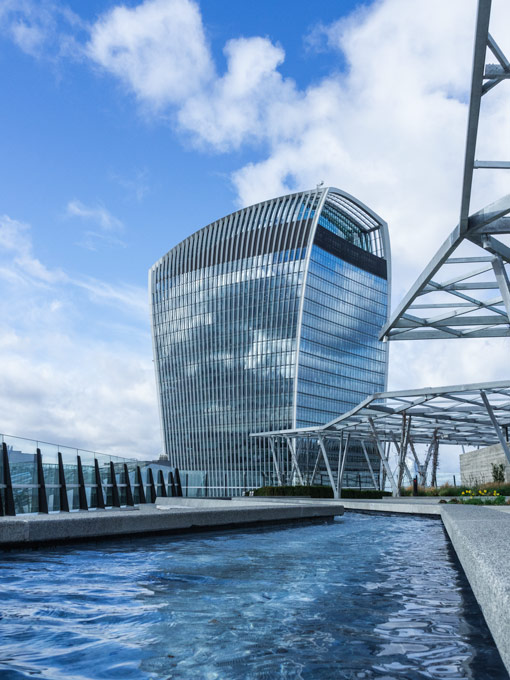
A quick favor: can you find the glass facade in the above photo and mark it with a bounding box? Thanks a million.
[150,188,390,495]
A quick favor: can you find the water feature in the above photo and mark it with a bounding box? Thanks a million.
[0,513,507,679]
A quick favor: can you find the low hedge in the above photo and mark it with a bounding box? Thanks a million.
[252,485,391,499]
[401,482,510,497]
[252,485,333,498]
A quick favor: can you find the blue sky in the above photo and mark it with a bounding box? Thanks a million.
[1,0,360,283]
[0,0,509,477]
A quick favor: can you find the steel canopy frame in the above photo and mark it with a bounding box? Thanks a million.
[380,0,510,341]
[251,381,510,497]
[252,380,510,448]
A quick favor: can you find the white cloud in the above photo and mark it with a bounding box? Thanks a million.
[87,0,214,108]
[0,214,65,284]
[0,0,83,58]
[0,215,160,457]
[66,199,127,250]
[83,0,510,272]
[67,199,123,232]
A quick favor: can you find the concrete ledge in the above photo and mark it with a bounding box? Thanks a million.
[440,505,510,673]
[338,499,442,516]
[0,501,344,549]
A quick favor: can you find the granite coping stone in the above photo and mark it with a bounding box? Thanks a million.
[0,502,344,548]
[337,499,442,515]
[440,505,510,674]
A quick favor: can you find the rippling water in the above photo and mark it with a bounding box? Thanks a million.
[0,513,507,679]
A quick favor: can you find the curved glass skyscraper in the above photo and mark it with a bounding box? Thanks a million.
[150,187,390,495]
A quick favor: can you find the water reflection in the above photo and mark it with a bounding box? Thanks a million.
[0,513,507,679]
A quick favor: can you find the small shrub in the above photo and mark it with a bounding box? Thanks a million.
[492,463,505,484]
[438,484,467,497]
[488,495,506,505]
[401,486,433,496]
[481,482,510,495]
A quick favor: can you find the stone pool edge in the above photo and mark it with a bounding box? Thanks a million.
[440,504,510,675]
[0,500,344,549]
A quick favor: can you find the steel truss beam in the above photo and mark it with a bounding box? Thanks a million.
[381,0,510,341]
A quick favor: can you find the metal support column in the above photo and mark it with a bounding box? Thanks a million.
[58,451,69,512]
[421,431,438,486]
[310,447,321,486]
[285,436,304,486]
[492,257,510,319]
[269,437,282,486]
[337,435,350,498]
[77,455,88,511]
[480,390,510,464]
[317,435,337,498]
[408,438,422,483]
[336,435,343,492]
[361,441,379,489]
[368,418,399,496]
[391,431,414,487]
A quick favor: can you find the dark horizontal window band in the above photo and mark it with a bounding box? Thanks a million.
[174,219,313,274]
[313,226,388,280]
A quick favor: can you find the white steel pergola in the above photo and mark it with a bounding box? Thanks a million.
[252,381,510,498]
[380,0,510,341]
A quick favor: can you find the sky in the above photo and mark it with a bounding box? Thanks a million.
[0,0,509,477]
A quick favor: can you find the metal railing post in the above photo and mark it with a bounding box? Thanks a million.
[94,459,105,509]
[147,468,157,503]
[175,468,183,497]
[36,448,48,514]
[77,455,89,511]
[58,451,69,512]
[169,471,176,497]
[2,442,15,516]
[109,462,120,507]
[124,463,134,506]
[157,469,167,497]
[136,466,146,503]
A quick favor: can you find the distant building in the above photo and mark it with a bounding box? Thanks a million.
[150,187,390,495]
[460,444,510,485]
